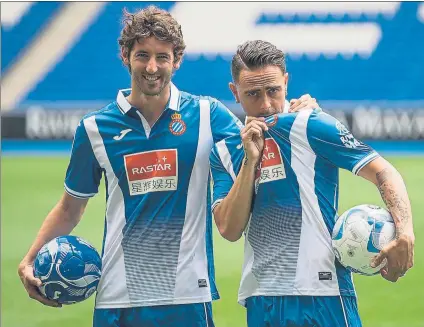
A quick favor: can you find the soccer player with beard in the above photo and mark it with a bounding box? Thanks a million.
[18,6,319,327]
[210,40,415,327]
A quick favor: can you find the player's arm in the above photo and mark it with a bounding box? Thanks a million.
[18,118,102,306]
[20,193,88,264]
[306,111,414,282]
[18,193,88,307]
[213,117,268,242]
[358,157,414,282]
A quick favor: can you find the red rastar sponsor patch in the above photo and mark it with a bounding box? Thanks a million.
[124,149,178,195]
[255,138,286,190]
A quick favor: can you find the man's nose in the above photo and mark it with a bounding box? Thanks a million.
[260,95,272,111]
[146,57,158,74]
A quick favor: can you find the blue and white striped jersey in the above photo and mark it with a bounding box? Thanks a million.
[210,109,379,306]
[65,83,243,308]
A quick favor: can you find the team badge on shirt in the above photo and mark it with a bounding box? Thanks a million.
[254,138,286,192]
[264,114,278,127]
[124,149,178,195]
[169,113,186,136]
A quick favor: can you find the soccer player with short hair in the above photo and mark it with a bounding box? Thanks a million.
[210,40,415,327]
[18,6,317,327]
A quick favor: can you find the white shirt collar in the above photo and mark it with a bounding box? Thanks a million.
[116,82,181,114]
[283,100,290,113]
[168,82,180,111]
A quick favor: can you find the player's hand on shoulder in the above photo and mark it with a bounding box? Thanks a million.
[289,94,321,113]
[241,116,268,167]
[371,232,415,282]
[18,260,62,307]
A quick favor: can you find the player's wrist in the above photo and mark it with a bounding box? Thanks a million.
[18,261,32,275]
[21,255,35,266]
[243,154,260,169]
[396,231,415,244]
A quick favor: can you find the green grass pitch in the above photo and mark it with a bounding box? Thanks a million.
[2,156,423,327]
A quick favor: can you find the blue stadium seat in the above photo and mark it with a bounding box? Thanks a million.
[2,2,424,106]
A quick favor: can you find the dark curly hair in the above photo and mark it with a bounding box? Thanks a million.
[118,6,186,71]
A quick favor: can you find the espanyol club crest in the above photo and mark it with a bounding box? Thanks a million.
[169,113,186,136]
[264,114,278,127]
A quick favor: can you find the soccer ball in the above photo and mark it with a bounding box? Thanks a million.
[33,235,102,304]
[332,204,396,276]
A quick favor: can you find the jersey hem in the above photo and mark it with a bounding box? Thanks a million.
[352,152,380,175]
[238,289,356,306]
[212,199,224,211]
[64,183,97,199]
[95,293,217,309]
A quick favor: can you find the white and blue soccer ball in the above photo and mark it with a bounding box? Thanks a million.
[33,235,102,304]
[332,204,396,276]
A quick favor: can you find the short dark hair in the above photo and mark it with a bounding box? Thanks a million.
[118,6,186,69]
[231,40,286,83]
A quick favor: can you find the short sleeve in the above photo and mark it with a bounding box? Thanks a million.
[209,97,243,144]
[209,142,237,211]
[64,120,103,198]
[306,112,379,174]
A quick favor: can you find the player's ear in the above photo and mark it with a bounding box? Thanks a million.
[121,48,130,66]
[173,55,182,70]
[229,82,240,103]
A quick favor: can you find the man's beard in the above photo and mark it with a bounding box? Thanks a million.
[134,72,171,97]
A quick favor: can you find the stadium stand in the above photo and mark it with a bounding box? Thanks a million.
[1,2,423,152]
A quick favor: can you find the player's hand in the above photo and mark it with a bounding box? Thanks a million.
[18,260,62,307]
[289,94,320,113]
[241,117,268,167]
[370,233,415,282]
